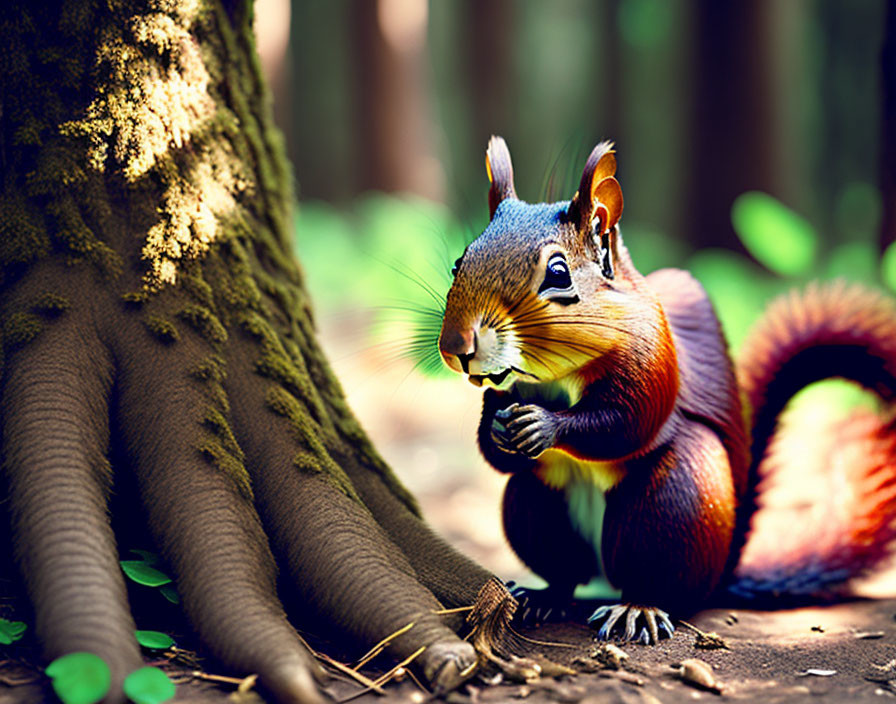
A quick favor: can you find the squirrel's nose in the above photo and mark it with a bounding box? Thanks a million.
[439,328,478,373]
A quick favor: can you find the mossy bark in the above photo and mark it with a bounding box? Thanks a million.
[0,1,492,701]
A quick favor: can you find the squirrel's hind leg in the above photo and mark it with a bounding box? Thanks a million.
[602,422,736,618]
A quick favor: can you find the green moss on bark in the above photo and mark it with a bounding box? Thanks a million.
[189,355,227,384]
[265,386,358,502]
[31,293,71,317]
[2,312,44,351]
[143,315,180,344]
[177,304,228,345]
[122,291,150,308]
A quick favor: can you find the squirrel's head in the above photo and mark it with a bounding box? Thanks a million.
[440,136,658,387]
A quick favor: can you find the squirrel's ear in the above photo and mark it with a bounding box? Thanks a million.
[486,136,518,219]
[568,142,623,237]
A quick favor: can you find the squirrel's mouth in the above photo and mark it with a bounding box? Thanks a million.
[468,368,512,388]
[468,366,539,388]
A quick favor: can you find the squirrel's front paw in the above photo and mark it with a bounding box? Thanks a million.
[491,403,559,458]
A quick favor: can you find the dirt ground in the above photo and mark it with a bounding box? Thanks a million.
[329,599,896,703]
[6,599,896,702]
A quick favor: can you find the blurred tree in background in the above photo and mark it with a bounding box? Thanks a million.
[234,0,888,349]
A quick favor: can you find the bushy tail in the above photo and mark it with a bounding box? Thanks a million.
[726,282,896,604]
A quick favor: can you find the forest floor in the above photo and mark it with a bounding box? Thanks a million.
[327,599,896,703]
[4,315,896,702]
[4,598,896,702]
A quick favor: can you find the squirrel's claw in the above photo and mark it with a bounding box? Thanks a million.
[657,611,675,639]
[589,604,674,644]
[506,583,573,625]
[590,604,627,640]
[490,418,516,453]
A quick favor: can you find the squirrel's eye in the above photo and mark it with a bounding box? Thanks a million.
[451,256,463,277]
[538,254,578,304]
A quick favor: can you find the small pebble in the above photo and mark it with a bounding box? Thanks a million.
[798,669,837,677]
[589,643,629,670]
[855,631,886,640]
[678,658,722,694]
[479,672,502,686]
[571,655,601,673]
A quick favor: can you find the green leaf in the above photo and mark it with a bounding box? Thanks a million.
[129,549,161,565]
[120,561,172,588]
[159,585,180,605]
[123,667,176,704]
[135,631,175,650]
[883,241,896,293]
[0,618,27,645]
[45,652,111,704]
[731,191,817,277]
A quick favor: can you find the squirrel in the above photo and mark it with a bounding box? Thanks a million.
[438,136,896,644]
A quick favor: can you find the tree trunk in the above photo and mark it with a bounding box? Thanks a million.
[686,1,777,251]
[0,1,490,702]
[882,0,896,250]
[350,0,444,200]
[464,0,514,156]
